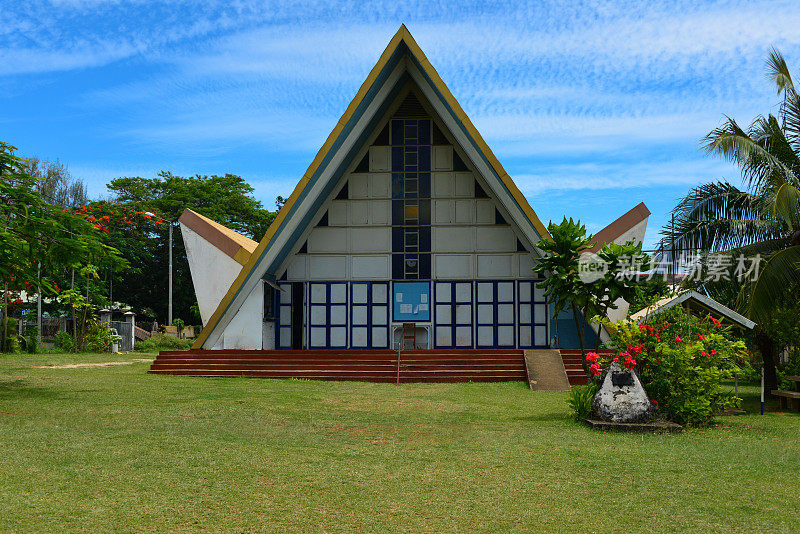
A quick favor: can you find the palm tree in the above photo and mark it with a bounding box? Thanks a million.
[663,49,800,391]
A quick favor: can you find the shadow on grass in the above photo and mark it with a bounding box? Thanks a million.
[0,379,60,400]
[515,412,572,423]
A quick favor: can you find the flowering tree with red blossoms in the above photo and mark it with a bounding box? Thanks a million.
[590,307,746,426]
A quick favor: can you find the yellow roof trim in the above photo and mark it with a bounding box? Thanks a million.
[194,24,551,349]
[193,27,406,349]
[178,209,257,266]
[399,27,550,240]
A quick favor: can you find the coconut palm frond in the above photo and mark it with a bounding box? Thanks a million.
[767,48,795,95]
[658,182,784,251]
[771,181,800,228]
[725,237,793,258]
[745,245,800,323]
[750,115,800,183]
[704,117,799,191]
[783,89,800,149]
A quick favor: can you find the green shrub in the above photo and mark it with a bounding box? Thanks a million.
[737,360,762,384]
[567,383,597,421]
[2,317,20,352]
[135,333,193,352]
[86,322,114,353]
[54,331,76,352]
[23,326,40,354]
[595,308,745,426]
[778,350,800,390]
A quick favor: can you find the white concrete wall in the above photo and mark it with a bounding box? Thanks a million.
[181,223,244,326]
[221,280,264,350]
[276,133,538,282]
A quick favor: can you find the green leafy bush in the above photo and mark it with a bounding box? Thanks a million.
[594,308,745,426]
[2,317,20,352]
[567,383,598,421]
[135,333,192,352]
[86,322,115,353]
[737,361,762,384]
[778,351,800,390]
[54,331,75,352]
[23,326,40,354]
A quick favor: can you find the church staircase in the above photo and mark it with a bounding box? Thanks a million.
[149,349,527,383]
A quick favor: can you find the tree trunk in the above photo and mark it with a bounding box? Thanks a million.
[593,304,608,352]
[1,284,7,352]
[572,305,588,375]
[755,328,779,395]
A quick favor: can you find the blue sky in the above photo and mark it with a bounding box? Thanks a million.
[3,0,800,248]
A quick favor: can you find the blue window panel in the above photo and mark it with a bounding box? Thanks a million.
[418,172,431,198]
[418,146,431,171]
[392,173,404,198]
[418,119,431,146]
[418,255,431,279]
[391,146,404,171]
[391,254,404,279]
[475,281,516,348]
[391,200,404,226]
[391,120,404,145]
[308,282,349,349]
[350,282,390,348]
[518,279,548,348]
[276,282,294,350]
[418,201,431,225]
[433,281,473,348]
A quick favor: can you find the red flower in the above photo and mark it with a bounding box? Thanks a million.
[651,399,659,407]
[627,344,643,356]
[588,362,602,376]
[85,216,97,223]
[586,352,599,363]
[698,334,705,340]
[701,350,709,357]
[675,336,682,343]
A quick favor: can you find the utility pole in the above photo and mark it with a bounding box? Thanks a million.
[145,212,174,327]
[168,221,173,326]
[37,262,42,344]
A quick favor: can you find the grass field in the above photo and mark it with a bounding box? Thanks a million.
[1,352,799,533]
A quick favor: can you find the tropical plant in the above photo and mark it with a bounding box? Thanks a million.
[534,218,651,371]
[595,309,745,426]
[0,141,124,352]
[533,218,598,371]
[103,172,277,323]
[135,333,193,352]
[567,383,597,421]
[662,49,800,392]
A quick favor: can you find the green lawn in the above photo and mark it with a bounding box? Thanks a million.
[1,353,799,533]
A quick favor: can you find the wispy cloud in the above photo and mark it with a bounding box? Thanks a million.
[4,0,800,246]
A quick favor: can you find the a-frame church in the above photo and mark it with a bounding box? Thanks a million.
[156,26,649,381]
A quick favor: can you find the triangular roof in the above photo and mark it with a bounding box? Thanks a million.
[587,202,651,253]
[178,209,258,266]
[629,290,756,330]
[194,24,550,349]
